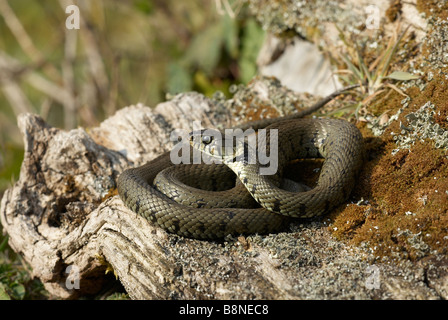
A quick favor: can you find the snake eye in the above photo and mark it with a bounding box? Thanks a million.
[202,135,213,145]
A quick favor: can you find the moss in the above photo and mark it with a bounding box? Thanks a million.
[325,0,448,262]
[329,70,448,261]
[330,109,448,261]
[416,0,448,20]
[238,0,448,263]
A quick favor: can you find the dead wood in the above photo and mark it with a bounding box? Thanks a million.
[1,89,446,299]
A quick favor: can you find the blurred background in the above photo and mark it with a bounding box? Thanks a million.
[0,0,265,195]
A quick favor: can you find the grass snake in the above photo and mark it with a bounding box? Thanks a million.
[117,85,364,239]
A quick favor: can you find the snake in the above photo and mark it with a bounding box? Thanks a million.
[117,85,365,239]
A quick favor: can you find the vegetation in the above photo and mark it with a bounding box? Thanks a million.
[329,24,419,119]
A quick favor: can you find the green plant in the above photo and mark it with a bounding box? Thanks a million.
[332,24,418,118]
[165,14,265,96]
[0,235,47,300]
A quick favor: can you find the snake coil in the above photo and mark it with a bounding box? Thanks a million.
[117,86,364,239]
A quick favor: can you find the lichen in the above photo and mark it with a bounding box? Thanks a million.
[212,75,318,125]
[246,0,365,40]
[420,16,448,73]
[391,101,448,154]
[367,100,407,137]
[236,0,448,263]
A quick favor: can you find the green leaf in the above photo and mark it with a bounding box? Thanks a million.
[166,62,193,95]
[378,25,411,79]
[385,71,420,81]
[193,71,215,97]
[222,15,238,59]
[133,0,153,14]
[10,283,25,300]
[0,235,8,252]
[0,283,11,300]
[183,22,224,76]
[239,18,265,83]
[340,53,364,82]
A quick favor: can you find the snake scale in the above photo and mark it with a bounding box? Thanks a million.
[117,85,365,239]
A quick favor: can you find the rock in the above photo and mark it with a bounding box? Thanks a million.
[258,35,342,96]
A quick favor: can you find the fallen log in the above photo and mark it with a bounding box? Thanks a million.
[1,88,445,300]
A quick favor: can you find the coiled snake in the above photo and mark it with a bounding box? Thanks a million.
[117,85,364,239]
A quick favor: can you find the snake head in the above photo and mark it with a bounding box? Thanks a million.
[189,129,252,163]
[189,129,255,165]
[189,129,226,160]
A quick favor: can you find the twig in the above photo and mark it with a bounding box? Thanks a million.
[61,2,79,129]
[26,73,71,104]
[0,78,34,116]
[215,0,243,18]
[0,51,71,108]
[0,0,60,82]
[0,54,33,116]
[74,3,110,115]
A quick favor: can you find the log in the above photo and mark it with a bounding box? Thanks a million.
[1,85,446,300]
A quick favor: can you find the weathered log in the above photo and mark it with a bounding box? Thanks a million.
[1,87,446,300]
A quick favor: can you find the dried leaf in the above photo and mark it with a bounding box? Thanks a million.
[385,83,409,97]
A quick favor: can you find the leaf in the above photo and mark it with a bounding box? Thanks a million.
[339,53,364,82]
[10,283,25,300]
[385,71,420,81]
[183,22,224,76]
[239,18,265,83]
[166,62,193,95]
[222,15,239,59]
[133,0,153,14]
[378,25,411,79]
[193,71,215,97]
[0,235,8,252]
[0,283,11,300]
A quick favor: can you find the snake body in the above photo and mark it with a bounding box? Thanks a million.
[189,119,364,218]
[117,152,286,239]
[153,163,259,209]
[117,85,365,239]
